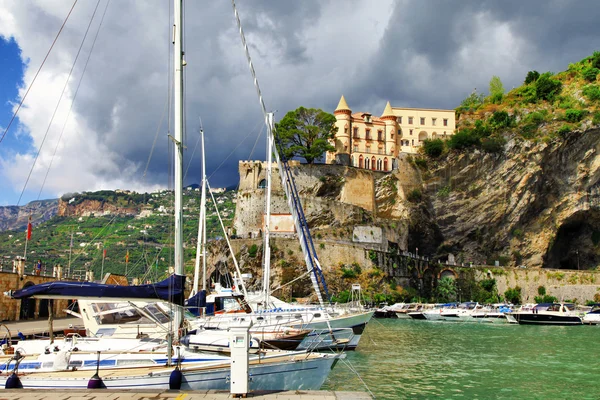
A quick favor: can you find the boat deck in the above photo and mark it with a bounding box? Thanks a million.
[0,388,372,399]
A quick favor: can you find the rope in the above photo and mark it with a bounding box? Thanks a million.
[16,0,100,206]
[340,356,377,399]
[37,0,111,201]
[0,0,79,145]
[231,0,268,119]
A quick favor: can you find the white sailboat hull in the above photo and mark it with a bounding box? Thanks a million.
[0,352,340,391]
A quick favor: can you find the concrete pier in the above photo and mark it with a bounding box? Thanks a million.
[0,389,372,399]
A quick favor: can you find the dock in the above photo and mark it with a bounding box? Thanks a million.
[0,389,372,399]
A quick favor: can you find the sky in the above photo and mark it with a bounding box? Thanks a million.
[0,0,599,207]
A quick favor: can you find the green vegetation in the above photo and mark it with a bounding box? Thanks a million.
[504,286,522,304]
[435,276,457,302]
[422,138,444,158]
[524,70,540,84]
[0,189,237,279]
[488,75,505,104]
[406,189,422,203]
[248,244,258,258]
[275,106,336,164]
[534,286,558,303]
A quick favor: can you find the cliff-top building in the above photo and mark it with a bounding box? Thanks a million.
[326,95,456,171]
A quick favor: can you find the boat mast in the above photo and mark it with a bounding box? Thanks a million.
[173,0,184,336]
[262,113,274,309]
[192,124,207,296]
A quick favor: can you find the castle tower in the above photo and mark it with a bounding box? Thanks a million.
[381,101,397,169]
[329,95,352,165]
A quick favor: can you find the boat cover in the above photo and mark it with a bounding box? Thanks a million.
[6,275,185,306]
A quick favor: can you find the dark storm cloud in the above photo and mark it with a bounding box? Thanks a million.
[349,0,600,112]
[3,0,600,204]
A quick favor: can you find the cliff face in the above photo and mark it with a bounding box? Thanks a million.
[57,199,140,217]
[428,127,600,269]
[233,160,423,250]
[0,199,58,231]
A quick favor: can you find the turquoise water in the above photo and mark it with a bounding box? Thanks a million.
[323,319,600,399]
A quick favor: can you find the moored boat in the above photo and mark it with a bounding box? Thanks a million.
[510,303,583,325]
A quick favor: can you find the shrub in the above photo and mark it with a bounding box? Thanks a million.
[583,85,600,101]
[248,244,258,258]
[407,189,422,203]
[582,67,599,82]
[459,90,485,111]
[524,70,540,84]
[504,286,522,304]
[525,111,546,126]
[488,111,513,130]
[564,109,584,123]
[413,157,427,169]
[447,128,480,149]
[557,124,571,138]
[437,185,451,198]
[535,72,562,101]
[422,139,445,158]
[593,112,600,126]
[481,136,506,153]
[512,84,537,103]
[557,96,576,109]
[592,51,600,69]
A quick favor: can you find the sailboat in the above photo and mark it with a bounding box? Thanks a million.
[1,0,341,391]
[186,10,374,350]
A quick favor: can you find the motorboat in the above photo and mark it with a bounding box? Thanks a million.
[510,303,583,325]
[582,303,600,325]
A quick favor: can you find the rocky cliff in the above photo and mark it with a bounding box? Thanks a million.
[0,199,58,231]
[426,126,600,270]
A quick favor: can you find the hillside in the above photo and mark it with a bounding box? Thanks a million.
[0,188,237,279]
[414,51,600,269]
[0,199,58,231]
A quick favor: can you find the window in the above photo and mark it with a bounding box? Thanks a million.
[366,129,371,140]
[443,118,448,126]
[344,127,348,134]
[353,145,358,152]
[409,129,413,136]
[397,116,402,124]
[408,117,413,124]
[258,179,267,189]
[353,127,359,138]
[378,130,383,141]
[391,133,394,139]
[420,117,425,125]
[432,118,437,126]
[412,139,414,146]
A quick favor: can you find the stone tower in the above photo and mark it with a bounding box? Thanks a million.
[381,101,397,159]
[331,95,352,166]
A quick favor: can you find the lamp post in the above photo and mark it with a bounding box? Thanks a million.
[576,250,579,270]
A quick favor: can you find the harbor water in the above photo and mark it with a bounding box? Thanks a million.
[324,319,600,399]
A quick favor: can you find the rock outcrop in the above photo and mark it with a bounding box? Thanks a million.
[0,199,58,231]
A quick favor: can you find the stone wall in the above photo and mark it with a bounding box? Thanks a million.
[474,267,600,303]
[0,272,70,321]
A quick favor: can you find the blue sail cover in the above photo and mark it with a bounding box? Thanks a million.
[185,289,207,316]
[9,275,185,306]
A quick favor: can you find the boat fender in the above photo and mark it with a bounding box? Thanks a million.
[5,372,22,389]
[169,367,183,390]
[87,373,106,389]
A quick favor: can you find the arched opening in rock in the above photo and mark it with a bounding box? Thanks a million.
[544,210,600,270]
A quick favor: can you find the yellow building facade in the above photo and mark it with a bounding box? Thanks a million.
[326,95,456,171]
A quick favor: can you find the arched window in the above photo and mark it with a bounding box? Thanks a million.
[365,157,370,170]
[258,179,267,189]
[351,156,354,167]
[359,155,363,169]
[384,158,388,171]
[371,157,376,171]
